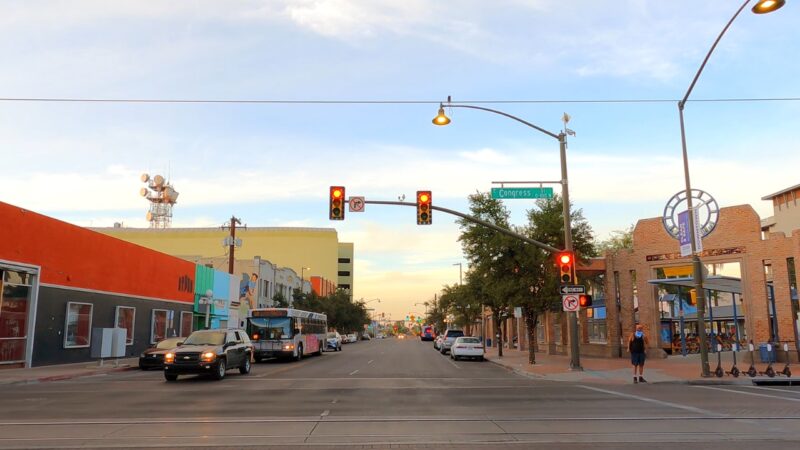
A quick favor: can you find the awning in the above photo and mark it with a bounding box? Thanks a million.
[647,275,742,294]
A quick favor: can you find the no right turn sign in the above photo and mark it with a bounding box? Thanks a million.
[562,295,579,312]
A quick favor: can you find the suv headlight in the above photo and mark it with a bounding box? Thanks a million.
[201,351,217,362]
[164,353,175,363]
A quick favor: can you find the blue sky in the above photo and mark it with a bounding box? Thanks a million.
[1,1,798,319]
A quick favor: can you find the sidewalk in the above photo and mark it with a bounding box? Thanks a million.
[483,346,755,385]
[0,358,138,385]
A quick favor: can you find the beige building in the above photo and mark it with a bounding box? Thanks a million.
[94,226,353,296]
[338,243,354,299]
[761,183,800,236]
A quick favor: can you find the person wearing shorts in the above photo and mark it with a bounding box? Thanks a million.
[628,324,649,383]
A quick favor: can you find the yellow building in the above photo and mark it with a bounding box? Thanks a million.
[94,226,350,290]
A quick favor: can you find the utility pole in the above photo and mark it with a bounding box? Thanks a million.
[222,216,243,275]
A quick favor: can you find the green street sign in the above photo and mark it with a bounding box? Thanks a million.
[491,187,554,200]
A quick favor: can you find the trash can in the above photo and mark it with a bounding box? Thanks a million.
[759,343,776,363]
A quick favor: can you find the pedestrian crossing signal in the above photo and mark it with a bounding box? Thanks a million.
[579,294,592,308]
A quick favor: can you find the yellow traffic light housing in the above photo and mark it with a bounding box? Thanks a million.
[417,191,432,225]
[557,251,574,284]
[329,186,345,220]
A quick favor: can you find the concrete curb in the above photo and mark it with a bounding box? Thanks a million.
[1,364,138,386]
[485,357,757,386]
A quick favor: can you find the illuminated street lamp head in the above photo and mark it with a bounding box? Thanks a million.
[752,0,785,13]
[432,105,451,126]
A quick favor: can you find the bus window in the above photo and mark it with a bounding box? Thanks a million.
[249,317,292,339]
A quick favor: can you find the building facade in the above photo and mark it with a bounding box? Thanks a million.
[481,201,800,363]
[338,243,354,298]
[93,226,351,294]
[0,201,197,367]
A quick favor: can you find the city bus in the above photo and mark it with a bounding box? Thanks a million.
[246,308,327,362]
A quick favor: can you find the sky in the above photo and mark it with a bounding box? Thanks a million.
[1,1,798,321]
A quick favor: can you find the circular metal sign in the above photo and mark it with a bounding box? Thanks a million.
[662,189,719,240]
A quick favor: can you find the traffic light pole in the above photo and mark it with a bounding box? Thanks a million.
[364,200,561,254]
[559,134,582,371]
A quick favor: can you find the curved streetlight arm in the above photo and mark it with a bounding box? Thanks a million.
[680,0,752,109]
[364,200,561,253]
[444,103,560,140]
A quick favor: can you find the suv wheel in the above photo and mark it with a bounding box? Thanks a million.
[164,373,178,382]
[294,344,303,361]
[212,359,227,380]
[239,356,251,374]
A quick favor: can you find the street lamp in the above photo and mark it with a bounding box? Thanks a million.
[677,0,783,377]
[199,289,214,329]
[433,100,582,370]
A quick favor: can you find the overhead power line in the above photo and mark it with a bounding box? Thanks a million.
[0,97,798,105]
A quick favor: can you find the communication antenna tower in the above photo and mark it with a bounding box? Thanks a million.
[139,173,179,228]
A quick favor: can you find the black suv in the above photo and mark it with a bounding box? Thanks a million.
[164,329,253,381]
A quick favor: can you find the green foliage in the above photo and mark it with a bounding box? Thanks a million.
[272,291,290,308]
[293,289,370,333]
[596,225,634,254]
[454,191,598,362]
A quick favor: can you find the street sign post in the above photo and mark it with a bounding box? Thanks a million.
[562,295,579,312]
[491,187,554,200]
[559,285,586,295]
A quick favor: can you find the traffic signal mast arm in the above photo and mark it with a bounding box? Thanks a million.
[364,200,561,254]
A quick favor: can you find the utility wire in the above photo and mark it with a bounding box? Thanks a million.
[0,97,798,105]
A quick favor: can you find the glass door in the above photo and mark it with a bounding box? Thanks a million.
[0,269,31,366]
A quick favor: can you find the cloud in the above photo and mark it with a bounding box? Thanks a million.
[459,148,512,165]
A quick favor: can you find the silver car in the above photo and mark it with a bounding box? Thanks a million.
[439,329,465,355]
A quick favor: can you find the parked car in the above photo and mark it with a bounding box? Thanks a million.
[439,329,465,354]
[361,332,371,341]
[376,333,385,339]
[139,337,184,370]
[433,335,444,350]
[450,336,485,361]
[346,333,358,343]
[163,329,253,381]
[397,334,406,339]
[325,331,343,351]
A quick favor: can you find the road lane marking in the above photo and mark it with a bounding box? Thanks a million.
[695,385,800,402]
[331,399,338,404]
[320,410,330,417]
[580,385,722,416]
[349,370,359,376]
[447,358,460,369]
[368,359,374,365]
[743,385,800,396]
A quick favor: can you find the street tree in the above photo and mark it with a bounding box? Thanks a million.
[516,194,597,364]
[457,191,517,357]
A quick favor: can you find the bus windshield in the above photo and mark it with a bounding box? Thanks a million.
[249,317,292,339]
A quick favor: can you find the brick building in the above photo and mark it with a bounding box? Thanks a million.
[482,196,800,362]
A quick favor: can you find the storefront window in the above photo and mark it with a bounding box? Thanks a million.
[151,309,168,344]
[587,307,607,343]
[65,302,93,348]
[180,311,193,337]
[115,306,135,345]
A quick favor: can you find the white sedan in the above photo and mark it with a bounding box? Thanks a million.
[450,337,485,361]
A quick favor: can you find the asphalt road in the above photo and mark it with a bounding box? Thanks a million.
[1,336,800,449]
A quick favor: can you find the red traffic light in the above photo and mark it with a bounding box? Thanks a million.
[559,253,572,265]
[579,294,592,308]
[557,251,574,284]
